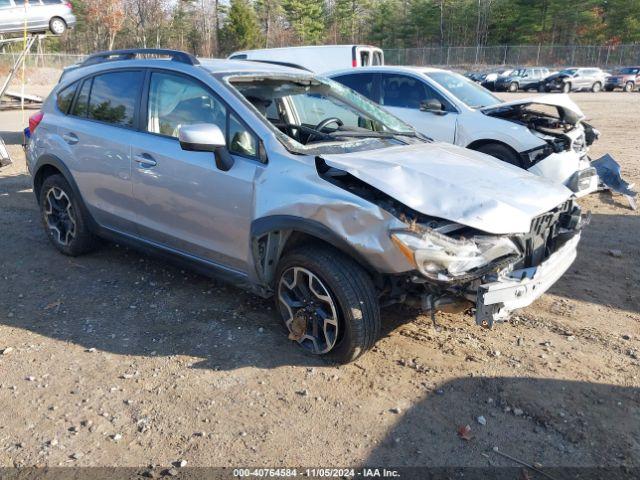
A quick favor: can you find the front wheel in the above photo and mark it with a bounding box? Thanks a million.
[624,81,634,92]
[538,84,546,92]
[562,82,571,93]
[49,17,67,35]
[591,82,602,93]
[475,143,522,168]
[508,82,518,92]
[275,245,380,363]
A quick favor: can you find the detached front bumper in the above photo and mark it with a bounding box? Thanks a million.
[473,232,580,328]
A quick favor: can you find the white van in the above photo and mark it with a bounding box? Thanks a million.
[228,45,384,74]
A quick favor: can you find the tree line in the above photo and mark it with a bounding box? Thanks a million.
[49,0,640,56]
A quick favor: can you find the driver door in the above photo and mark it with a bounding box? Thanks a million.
[129,70,262,272]
[378,73,456,142]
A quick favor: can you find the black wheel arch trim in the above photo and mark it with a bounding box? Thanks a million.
[250,215,379,280]
[33,154,98,231]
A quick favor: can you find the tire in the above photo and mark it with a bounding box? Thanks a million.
[624,81,634,92]
[538,84,546,92]
[562,82,571,93]
[49,17,67,35]
[475,143,522,168]
[508,82,518,92]
[591,81,602,93]
[39,174,98,256]
[274,244,380,363]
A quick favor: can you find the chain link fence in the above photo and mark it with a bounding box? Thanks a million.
[0,52,85,71]
[384,44,640,69]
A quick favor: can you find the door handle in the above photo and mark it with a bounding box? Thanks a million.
[62,132,79,145]
[134,153,157,168]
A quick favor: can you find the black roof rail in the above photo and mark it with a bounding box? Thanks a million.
[80,48,199,67]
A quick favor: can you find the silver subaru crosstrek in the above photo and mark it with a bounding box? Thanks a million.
[0,0,76,35]
[26,49,587,363]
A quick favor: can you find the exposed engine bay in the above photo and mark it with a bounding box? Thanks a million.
[484,104,598,166]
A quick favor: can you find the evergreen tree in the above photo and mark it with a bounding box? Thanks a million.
[221,0,262,52]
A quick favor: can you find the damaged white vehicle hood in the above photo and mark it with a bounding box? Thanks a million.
[480,94,585,124]
[321,142,573,235]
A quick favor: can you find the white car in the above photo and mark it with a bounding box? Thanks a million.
[329,66,600,197]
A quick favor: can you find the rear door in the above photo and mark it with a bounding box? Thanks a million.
[128,70,260,272]
[378,72,457,142]
[13,0,48,31]
[56,69,143,233]
[331,72,379,103]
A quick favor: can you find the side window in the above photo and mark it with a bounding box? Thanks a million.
[228,113,258,158]
[381,74,440,110]
[372,52,382,66]
[0,0,12,7]
[56,81,78,114]
[147,71,226,137]
[359,51,370,66]
[71,78,91,117]
[42,0,62,4]
[333,73,376,101]
[87,71,143,127]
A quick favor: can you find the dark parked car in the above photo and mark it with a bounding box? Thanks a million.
[605,66,640,92]
[494,67,550,92]
[480,68,514,91]
[542,67,608,93]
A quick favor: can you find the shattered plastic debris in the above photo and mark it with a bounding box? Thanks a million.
[457,424,473,441]
[0,137,11,168]
[592,154,637,210]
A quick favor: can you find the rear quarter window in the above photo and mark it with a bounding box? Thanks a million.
[56,81,78,114]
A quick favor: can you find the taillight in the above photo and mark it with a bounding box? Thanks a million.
[352,59,357,67]
[65,1,72,9]
[29,111,44,133]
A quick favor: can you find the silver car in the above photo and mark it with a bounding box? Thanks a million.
[0,0,76,35]
[26,49,587,363]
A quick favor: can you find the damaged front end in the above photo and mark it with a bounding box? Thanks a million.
[387,199,586,328]
[316,145,587,329]
[482,96,600,197]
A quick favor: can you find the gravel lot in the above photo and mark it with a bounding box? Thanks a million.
[0,90,638,471]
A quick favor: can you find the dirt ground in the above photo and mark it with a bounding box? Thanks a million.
[0,89,638,472]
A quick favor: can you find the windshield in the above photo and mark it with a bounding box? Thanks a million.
[228,75,417,152]
[619,67,639,74]
[560,69,578,76]
[425,71,501,108]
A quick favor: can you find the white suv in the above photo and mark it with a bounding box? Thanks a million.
[329,66,600,197]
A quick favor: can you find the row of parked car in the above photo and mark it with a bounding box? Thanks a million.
[467,66,640,93]
[21,45,631,363]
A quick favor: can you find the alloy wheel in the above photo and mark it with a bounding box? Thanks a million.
[277,266,339,355]
[43,187,76,246]
[51,19,66,34]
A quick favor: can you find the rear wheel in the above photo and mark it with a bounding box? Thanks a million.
[39,174,98,256]
[475,143,522,168]
[624,81,634,92]
[275,245,380,363]
[508,82,518,92]
[591,81,602,93]
[49,17,67,35]
[562,82,571,93]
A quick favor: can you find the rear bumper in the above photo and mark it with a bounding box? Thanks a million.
[474,232,580,327]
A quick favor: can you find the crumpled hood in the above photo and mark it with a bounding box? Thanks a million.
[481,93,584,124]
[321,142,572,235]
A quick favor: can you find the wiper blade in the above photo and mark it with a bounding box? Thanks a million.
[329,130,416,139]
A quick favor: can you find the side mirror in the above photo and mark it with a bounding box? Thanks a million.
[420,99,445,115]
[178,123,234,171]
